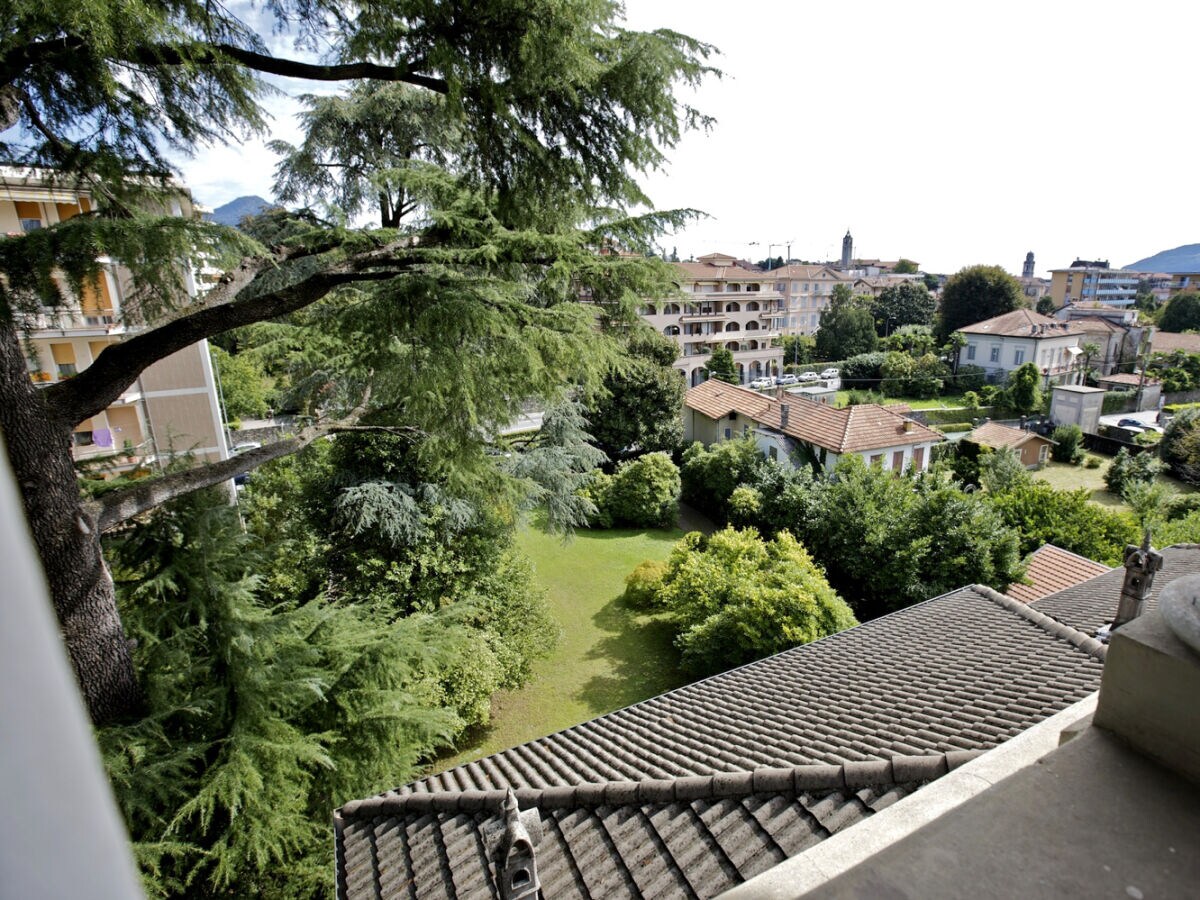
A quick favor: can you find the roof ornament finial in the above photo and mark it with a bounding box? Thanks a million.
[485,789,543,900]
[1098,529,1163,642]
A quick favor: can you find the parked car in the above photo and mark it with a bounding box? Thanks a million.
[748,377,773,389]
[820,367,839,379]
[777,374,799,385]
[798,371,820,382]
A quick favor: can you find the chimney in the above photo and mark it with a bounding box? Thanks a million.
[489,790,542,900]
[1100,531,1164,640]
[781,404,790,430]
[903,419,914,433]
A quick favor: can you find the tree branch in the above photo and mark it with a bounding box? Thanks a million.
[91,396,403,531]
[44,242,418,426]
[94,427,316,531]
[3,37,449,94]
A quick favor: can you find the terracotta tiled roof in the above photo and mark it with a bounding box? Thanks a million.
[1005,545,1111,605]
[1071,316,1126,335]
[957,309,1084,338]
[1034,544,1200,635]
[675,261,770,282]
[965,421,1054,452]
[1152,331,1200,355]
[1096,372,1159,387]
[335,581,1120,898]
[766,264,846,280]
[685,380,942,454]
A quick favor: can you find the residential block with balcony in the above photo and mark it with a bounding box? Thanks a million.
[2,168,229,471]
[1049,259,1138,308]
[642,252,785,386]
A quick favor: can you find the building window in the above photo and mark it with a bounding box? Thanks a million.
[989,346,1000,363]
[724,427,732,440]
[20,218,43,233]
[57,362,77,378]
[869,454,883,467]
[1014,349,1025,365]
[967,344,976,361]
[73,430,94,446]
[913,446,925,470]
[892,450,905,471]
[768,446,778,461]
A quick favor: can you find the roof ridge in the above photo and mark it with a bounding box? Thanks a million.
[970,584,1107,660]
[336,752,983,823]
[1031,543,1112,568]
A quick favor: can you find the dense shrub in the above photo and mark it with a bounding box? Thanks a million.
[1162,409,1200,485]
[654,528,857,674]
[955,365,988,393]
[935,422,974,434]
[621,559,669,608]
[839,351,888,390]
[605,452,680,527]
[987,481,1139,566]
[1102,390,1137,415]
[1104,448,1164,496]
[880,351,946,398]
[583,452,680,528]
[680,438,764,520]
[1050,424,1084,463]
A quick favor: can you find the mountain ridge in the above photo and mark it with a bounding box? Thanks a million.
[1124,243,1200,273]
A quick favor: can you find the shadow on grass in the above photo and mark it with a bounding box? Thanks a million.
[573,594,686,716]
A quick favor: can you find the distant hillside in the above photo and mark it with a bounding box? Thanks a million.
[209,195,274,227]
[1125,244,1200,273]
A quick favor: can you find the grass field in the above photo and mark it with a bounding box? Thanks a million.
[1034,460,1195,511]
[833,390,974,410]
[427,519,691,774]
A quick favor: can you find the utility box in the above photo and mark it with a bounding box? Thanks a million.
[1049,384,1105,433]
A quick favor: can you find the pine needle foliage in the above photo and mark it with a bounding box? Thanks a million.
[99,488,478,898]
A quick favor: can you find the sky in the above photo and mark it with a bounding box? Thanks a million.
[179,0,1199,277]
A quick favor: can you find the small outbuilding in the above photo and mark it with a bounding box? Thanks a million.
[964,421,1056,469]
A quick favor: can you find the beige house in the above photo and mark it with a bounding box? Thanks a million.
[684,379,942,473]
[964,421,1056,469]
[2,168,228,472]
[643,252,785,386]
[957,309,1084,385]
[764,263,852,335]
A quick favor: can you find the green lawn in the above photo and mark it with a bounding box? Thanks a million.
[833,390,974,410]
[427,519,690,774]
[1034,460,1195,511]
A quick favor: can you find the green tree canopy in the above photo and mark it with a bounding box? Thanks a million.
[893,259,919,275]
[871,281,936,335]
[704,345,738,383]
[1161,408,1200,485]
[0,0,718,725]
[986,481,1139,566]
[650,527,857,674]
[584,327,685,463]
[1158,292,1200,333]
[937,264,1025,341]
[816,284,878,360]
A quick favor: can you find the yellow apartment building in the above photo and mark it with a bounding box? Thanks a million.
[2,168,229,472]
[1049,260,1139,308]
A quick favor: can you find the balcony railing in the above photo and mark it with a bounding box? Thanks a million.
[20,310,122,332]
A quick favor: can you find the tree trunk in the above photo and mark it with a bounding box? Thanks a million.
[0,324,140,724]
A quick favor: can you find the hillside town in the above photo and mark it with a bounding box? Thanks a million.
[3,3,1200,900]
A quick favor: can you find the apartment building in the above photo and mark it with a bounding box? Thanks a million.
[1048,260,1138,308]
[766,263,850,334]
[2,168,229,472]
[642,252,785,386]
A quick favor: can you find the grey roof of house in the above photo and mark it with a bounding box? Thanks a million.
[335,581,1121,898]
[1034,544,1200,637]
[336,754,978,900]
